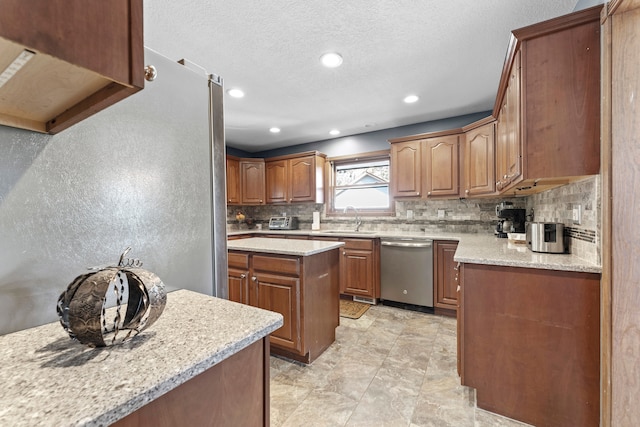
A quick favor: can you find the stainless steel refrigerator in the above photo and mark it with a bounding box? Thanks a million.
[0,48,228,335]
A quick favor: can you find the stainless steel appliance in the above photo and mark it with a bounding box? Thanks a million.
[268,216,299,230]
[495,202,526,238]
[0,49,228,335]
[527,222,566,253]
[380,237,433,308]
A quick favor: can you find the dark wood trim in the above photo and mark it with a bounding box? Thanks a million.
[513,5,604,40]
[326,149,389,163]
[460,115,494,132]
[600,6,613,427]
[265,150,327,162]
[388,127,464,144]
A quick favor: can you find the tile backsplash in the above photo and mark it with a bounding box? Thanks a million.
[228,175,601,265]
[228,197,524,235]
[526,175,600,264]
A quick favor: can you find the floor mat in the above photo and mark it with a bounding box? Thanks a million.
[340,299,370,319]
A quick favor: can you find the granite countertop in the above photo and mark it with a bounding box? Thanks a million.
[0,289,283,427]
[227,237,344,256]
[228,230,601,273]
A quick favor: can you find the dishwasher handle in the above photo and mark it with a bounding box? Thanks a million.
[381,240,432,248]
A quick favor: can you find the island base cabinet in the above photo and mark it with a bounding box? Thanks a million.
[461,263,600,427]
[228,249,340,364]
[113,338,270,427]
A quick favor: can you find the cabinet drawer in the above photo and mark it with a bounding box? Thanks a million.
[228,252,249,269]
[343,238,374,251]
[252,255,300,276]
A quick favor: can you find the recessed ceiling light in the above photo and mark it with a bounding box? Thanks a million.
[329,129,340,136]
[227,88,245,98]
[403,95,419,104]
[320,52,343,68]
[269,127,281,133]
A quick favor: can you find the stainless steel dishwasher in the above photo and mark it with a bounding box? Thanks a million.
[380,237,433,307]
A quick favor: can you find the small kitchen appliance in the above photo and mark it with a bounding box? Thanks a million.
[527,222,566,253]
[495,202,526,238]
[268,216,299,230]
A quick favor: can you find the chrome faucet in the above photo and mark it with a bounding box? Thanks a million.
[343,205,362,232]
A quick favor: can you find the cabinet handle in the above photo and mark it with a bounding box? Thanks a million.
[240,274,246,279]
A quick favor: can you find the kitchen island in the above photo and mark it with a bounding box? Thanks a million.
[227,237,344,363]
[0,289,283,427]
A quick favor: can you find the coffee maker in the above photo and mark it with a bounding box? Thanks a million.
[495,202,526,238]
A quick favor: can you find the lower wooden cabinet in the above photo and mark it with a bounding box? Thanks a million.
[113,338,270,427]
[340,239,377,298]
[227,249,339,363]
[459,263,600,427]
[433,240,459,316]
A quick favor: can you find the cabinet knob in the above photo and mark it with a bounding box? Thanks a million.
[457,285,461,292]
[342,251,346,256]
[251,276,257,282]
[465,189,470,194]
[417,192,420,196]
[259,200,263,203]
[240,274,246,279]
[427,191,431,196]
[503,174,508,180]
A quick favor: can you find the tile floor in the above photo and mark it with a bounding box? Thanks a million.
[270,304,531,427]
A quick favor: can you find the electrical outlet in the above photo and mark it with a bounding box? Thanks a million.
[572,205,582,224]
[406,209,414,220]
[437,209,446,219]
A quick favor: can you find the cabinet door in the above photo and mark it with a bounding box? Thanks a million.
[289,155,316,202]
[226,157,241,204]
[434,241,459,311]
[505,51,522,185]
[265,160,288,204]
[391,140,422,197]
[227,267,249,304]
[464,123,496,197]
[424,135,460,198]
[240,160,265,205]
[253,273,301,352]
[340,249,374,297]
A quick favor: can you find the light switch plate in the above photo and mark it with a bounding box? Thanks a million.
[437,209,446,219]
[572,205,582,224]
[406,209,414,220]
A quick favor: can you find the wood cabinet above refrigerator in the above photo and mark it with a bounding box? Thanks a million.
[0,0,144,134]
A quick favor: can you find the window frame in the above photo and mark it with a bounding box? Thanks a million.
[326,150,395,217]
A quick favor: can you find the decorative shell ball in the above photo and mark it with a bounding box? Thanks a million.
[57,247,167,347]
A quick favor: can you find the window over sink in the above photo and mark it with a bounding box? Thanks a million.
[327,150,394,216]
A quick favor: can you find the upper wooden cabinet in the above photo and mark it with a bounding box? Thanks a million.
[265,152,326,204]
[390,131,461,199]
[226,156,241,205]
[240,159,266,205]
[493,5,602,194]
[462,119,496,197]
[495,50,522,192]
[390,140,422,198]
[424,134,460,198]
[0,0,144,134]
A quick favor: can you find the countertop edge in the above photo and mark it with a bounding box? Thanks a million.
[93,316,282,426]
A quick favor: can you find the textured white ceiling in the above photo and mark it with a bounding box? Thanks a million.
[143,0,579,152]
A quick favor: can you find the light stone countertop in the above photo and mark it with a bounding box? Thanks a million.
[0,289,283,427]
[228,229,601,273]
[227,237,344,256]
